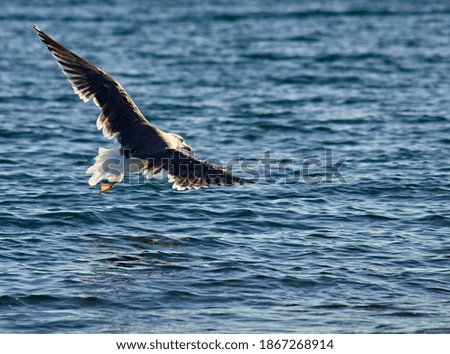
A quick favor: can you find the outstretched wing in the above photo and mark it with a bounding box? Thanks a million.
[32,25,165,154]
[162,150,252,190]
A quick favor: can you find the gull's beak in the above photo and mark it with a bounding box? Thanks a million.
[182,143,193,152]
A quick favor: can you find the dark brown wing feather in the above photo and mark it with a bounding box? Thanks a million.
[163,150,252,190]
[32,25,165,153]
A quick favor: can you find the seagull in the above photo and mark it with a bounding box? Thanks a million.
[32,25,252,193]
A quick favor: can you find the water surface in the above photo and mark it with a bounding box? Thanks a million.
[1,0,449,333]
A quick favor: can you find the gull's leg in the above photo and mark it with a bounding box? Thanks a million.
[99,182,116,194]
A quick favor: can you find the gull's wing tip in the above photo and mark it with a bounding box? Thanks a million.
[31,24,41,33]
[31,25,49,42]
[31,25,52,42]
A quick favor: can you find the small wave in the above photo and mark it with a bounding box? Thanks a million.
[280,276,319,288]
[164,290,199,299]
[414,215,450,227]
[388,311,423,317]
[0,295,23,307]
[0,294,111,308]
[210,9,450,22]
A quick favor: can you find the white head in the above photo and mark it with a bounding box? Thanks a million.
[169,133,193,152]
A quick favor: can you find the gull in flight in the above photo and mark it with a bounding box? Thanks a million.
[32,25,251,193]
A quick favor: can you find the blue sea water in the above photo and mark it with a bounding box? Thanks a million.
[1,0,450,333]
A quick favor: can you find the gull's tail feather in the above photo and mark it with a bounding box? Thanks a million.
[86,147,164,187]
[86,147,125,186]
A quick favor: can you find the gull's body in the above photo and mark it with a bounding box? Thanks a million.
[32,25,250,192]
